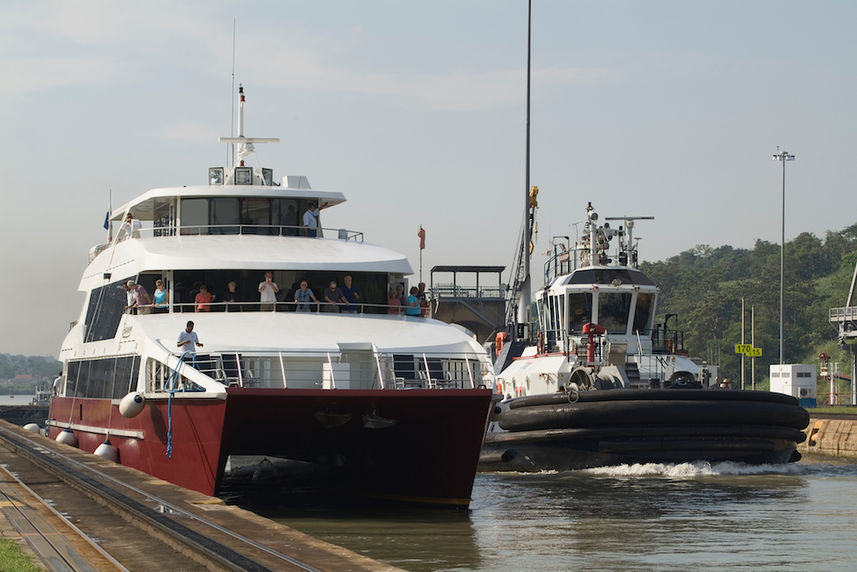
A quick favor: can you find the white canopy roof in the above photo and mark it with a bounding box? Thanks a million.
[81,234,412,288]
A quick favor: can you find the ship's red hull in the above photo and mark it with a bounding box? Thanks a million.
[49,388,493,506]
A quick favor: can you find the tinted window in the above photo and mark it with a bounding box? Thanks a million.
[211,198,240,234]
[633,292,655,334]
[181,198,208,235]
[598,292,631,334]
[84,280,129,342]
[67,356,140,399]
[567,292,593,333]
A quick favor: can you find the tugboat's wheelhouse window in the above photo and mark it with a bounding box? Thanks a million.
[633,292,655,334]
[598,292,632,334]
[567,292,592,334]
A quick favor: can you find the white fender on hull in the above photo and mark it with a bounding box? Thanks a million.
[23,423,40,433]
[119,392,145,418]
[56,428,78,447]
[94,438,119,462]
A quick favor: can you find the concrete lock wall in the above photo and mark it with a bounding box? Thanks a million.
[801,418,857,459]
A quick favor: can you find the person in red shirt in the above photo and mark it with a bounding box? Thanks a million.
[195,284,214,312]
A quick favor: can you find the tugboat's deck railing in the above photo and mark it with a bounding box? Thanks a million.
[830,306,857,323]
[151,348,487,392]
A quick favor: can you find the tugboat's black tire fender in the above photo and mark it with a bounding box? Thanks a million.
[484,423,807,446]
[507,388,801,409]
[497,399,809,432]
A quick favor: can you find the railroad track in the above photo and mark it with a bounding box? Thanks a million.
[0,424,382,571]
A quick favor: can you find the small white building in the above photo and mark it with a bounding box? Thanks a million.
[769,364,817,408]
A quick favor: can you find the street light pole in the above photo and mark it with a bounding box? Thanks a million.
[772,148,795,365]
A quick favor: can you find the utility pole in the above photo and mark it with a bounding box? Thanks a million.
[772,148,795,364]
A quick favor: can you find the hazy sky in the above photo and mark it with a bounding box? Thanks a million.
[1,0,855,357]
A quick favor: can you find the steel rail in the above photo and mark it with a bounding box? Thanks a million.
[0,425,322,572]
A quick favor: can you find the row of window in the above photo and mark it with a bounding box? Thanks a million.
[149,197,319,235]
[539,291,655,340]
[66,356,140,400]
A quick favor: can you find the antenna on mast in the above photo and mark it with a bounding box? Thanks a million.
[219,85,279,167]
[229,18,237,169]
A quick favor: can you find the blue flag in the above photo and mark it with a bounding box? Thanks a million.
[103,211,109,230]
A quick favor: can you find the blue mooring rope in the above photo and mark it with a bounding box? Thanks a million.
[165,352,198,459]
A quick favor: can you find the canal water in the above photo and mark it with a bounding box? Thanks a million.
[242,455,857,571]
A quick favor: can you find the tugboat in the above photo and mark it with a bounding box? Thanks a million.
[48,86,494,507]
[480,201,809,471]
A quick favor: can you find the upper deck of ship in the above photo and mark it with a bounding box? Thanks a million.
[83,86,412,291]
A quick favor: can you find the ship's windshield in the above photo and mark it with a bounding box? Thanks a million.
[632,292,655,334]
[567,292,592,334]
[178,197,314,236]
[597,292,632,334]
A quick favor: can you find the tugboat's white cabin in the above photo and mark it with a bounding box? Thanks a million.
[496,203,706,398]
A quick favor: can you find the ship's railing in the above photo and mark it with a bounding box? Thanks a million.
[830,306,857,323]
[431,285,505,299]
[539,327,681,355]
[140,301,426,316]
[148,349,489,392]
[117,224,364,242]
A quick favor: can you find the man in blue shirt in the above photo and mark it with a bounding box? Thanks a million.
[340,275,360,313]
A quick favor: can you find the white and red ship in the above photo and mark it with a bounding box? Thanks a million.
[48,87,494,507]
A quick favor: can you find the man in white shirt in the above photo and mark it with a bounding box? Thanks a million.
[120,212,142,239]
[177,321,203,354]
[52,372,63,396]
[303,203,319,237]
[258,271,279,311]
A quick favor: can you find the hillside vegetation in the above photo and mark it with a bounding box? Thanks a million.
[641,222,857,388]
[0,353,60,392]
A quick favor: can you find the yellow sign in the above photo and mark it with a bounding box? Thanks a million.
[734,344,762,357]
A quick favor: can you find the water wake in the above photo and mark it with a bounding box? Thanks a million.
[579,459,852,479]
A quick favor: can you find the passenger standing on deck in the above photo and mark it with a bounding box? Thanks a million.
[323,280,346,312]
[406,286,421,316]
[223,281,240,312]
[258,271,278,311]
[124,281,135,314]
[396,284,406,308]
[303,202,320,237]
[52,372,63,396]
[177,321,203,354]
[120,212,142,240]
[195,284,213,312]
[417,282,428,317]
[340,275,360,313]
[127,280,152,314]
[153,279,169,313]
[387,288,401,314]
[294,280,318,312]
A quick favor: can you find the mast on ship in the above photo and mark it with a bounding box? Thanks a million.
[218,85,279,178]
